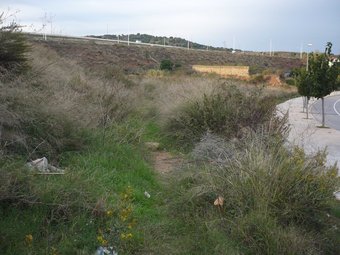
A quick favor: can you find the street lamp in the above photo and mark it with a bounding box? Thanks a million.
[306,43,312,71]
[304,43,313,118]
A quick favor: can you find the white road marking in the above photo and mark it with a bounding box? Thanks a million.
[333,98,340,116]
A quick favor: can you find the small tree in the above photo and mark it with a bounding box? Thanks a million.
[160,59,174,71]
[294,42,339,125]
[309,42,339,127]
[294,68,313,118]
[0,12,29,76]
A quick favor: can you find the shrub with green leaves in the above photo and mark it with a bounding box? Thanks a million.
[160,59,174,71]
[165,85,276,149]
[0,15,29,76]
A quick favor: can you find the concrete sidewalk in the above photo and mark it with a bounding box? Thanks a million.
[277,93,340,175]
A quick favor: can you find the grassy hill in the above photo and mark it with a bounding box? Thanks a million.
[2,32,339,255]
[28,35,303,75]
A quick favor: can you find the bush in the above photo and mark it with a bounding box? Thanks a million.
[160,59,174,71]
[285,77,296,86]
[249,74,266,84]
[231,210,319,255]
[175,127,340,254]
[0,79,86,161]
[164,85,276,149]
[0,16,29,76]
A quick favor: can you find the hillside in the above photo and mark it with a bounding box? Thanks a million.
[2,31,340,255]
[28,35,303,75]
[89,33,225,51]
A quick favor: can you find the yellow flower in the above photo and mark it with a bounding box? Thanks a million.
[120,233,133,240]
[25,234,33,246]
[106,210,113,217]
[97,235,108,246]
[51,247,58,255]
[120,215,127,222]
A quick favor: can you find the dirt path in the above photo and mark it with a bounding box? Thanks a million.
[152,151,183,174]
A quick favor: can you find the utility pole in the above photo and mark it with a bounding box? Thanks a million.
[304,43,313,118]
[46,13,55,35]
[128,25,130,46]
[300,42,303,59]
[306,43,312,71]
[42,12,48,40]
[269,39,272,56]
[43,25,47,40]
[232,36,236,53]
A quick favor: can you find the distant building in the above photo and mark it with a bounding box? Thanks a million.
[329,56,339,67]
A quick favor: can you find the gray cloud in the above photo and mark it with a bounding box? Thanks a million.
[1,0,339,53]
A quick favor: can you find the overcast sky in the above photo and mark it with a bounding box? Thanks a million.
[1,0,339,53]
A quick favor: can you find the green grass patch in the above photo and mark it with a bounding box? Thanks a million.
[0,120,162,254]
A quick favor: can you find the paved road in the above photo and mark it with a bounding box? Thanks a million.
[277,94,340,175]
[310,95,340,130]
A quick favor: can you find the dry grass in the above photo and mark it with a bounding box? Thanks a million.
[0,44,138,159]
[192,65,250,78]
[138,75,295,118]
[27,44,137,127]
[170,126,340,254]
[139,76,231,120]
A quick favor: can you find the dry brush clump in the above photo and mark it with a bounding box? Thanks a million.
[0,44,139,160]
[173,123,340,254]
[164,83,277,149]
[138,75,243,121]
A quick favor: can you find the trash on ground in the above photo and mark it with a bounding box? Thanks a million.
[95,246,118,255]
[26,157,64,174]
[144,191,151,198]
[334,191,340,201]
[214,196,224,206]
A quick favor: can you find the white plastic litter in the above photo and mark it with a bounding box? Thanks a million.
[26,157,64,174]
[144,191,151,198]
[334,191,340,201]
[95,246,118,255]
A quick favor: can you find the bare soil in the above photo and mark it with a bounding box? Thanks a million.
[152,151,183,174]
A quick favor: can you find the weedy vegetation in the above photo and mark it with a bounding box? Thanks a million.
[0,25,339,255]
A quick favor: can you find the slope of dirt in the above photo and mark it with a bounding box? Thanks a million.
[29,37,303,74]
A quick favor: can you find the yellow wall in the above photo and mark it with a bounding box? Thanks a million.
[192,65,249,78]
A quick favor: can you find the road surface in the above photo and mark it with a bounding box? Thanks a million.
[277,93,340,175]
[311,95,340,130]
